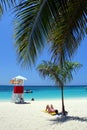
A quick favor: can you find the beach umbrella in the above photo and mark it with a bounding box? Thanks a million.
[12,75,27,80]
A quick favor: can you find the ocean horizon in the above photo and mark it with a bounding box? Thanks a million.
[0,85,87,101]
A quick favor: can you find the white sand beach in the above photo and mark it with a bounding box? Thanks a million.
[0,98,87,130]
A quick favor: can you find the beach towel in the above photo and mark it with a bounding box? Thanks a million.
[42,110,68,116]
[43,110,57,116]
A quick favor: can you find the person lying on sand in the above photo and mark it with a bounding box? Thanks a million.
[45,104,58,114]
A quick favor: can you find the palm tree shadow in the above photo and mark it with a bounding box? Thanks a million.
[49,115,87,124]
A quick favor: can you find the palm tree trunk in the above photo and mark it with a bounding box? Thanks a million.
[61,85,66,116]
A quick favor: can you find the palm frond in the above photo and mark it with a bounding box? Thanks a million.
[50,0,87,65]
[0,0,21,16]
[0,3,3,16]
[14,0,87,67]
[37,61,64,86]
[62,61,82,83]
[0,0,15,6]
[14,0,68,66]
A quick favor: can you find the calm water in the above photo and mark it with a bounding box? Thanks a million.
[0,85,87,101]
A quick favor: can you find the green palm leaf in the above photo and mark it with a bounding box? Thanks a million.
[0,0,21,16]
[13,0,87,67]
[14,0,68,66]
[50,0,87,65]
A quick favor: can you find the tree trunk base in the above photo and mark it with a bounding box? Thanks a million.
[62,110,68,116]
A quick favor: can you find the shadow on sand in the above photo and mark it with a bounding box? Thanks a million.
[49,115,87,124]
[15,101,31,105]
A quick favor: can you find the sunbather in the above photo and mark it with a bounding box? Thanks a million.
[45,104,58,114]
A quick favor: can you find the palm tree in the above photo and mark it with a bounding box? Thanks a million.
[37,61,82,116]
[13,0,87,67]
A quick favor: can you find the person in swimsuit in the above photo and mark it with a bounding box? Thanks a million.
[45,104,58,114]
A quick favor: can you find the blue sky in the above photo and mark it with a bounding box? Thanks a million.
[0,11,87,86]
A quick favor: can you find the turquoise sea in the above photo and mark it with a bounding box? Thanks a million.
[0,85,87,101]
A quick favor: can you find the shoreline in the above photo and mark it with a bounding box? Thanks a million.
[0,98,87,130]
[0,96,87,102]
